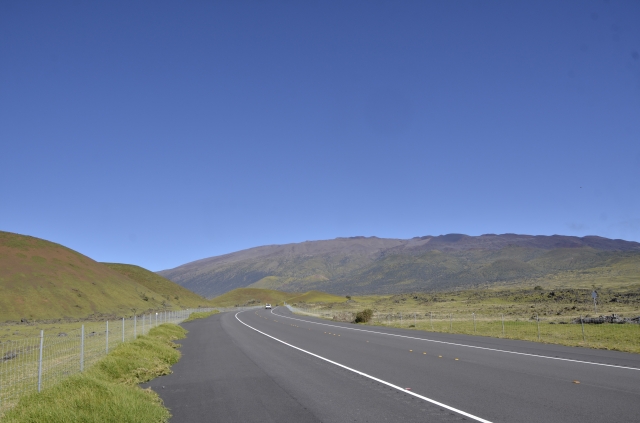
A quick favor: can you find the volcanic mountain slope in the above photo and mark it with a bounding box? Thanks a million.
[158,234,640,297]
[0,231,209,322]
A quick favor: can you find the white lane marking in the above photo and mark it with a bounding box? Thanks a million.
[270,309,640,371]
[235,311,492,423]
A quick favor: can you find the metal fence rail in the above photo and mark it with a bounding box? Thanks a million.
[0,307,252,414]
[288,306,640,352]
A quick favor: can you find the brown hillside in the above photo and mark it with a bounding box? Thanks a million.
[0,231,176,322]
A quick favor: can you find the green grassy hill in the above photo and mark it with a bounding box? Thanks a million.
[102,263,211,309]
[0,231,208,322]
[209,288,295,307]
[209,288,346,307]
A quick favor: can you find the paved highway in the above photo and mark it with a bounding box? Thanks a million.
[144,307,640,422]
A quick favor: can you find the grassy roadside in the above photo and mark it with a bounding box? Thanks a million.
[183,310,219,322]
[1,324,187,423]
[291,286,640,354]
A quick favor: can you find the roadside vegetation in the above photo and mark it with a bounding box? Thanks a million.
[300,285,640,320]
[291,285,640,354]
[183,310,219,322]
[2,324,186,423]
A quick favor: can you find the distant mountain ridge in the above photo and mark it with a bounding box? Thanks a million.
[158,234,640,298]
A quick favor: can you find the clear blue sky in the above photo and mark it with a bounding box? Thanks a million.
[2,1,639,271]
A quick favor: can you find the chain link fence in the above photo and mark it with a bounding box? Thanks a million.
[287,305,640,353]
[0,307,251,414]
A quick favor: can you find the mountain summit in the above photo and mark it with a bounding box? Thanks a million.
[158,234,640,298]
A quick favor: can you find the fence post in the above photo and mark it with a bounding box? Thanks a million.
[430,312,433,331]
[106,321,109,353]
[37,330,44,392]
[414,312,416,327]
[449,314,452,332]
[80,324,84,372]
[501,314,505,337]
[122,317,125,343]
[142,314,145,335]
[156,312,158,327]
[580,315,585,341]
[473,313,476,333]
[400,312,402,326]
[536,314,540,341]
[134,315,137,339]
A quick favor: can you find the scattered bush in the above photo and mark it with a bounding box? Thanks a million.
[354,309,373,323]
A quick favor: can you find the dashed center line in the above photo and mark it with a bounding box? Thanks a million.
[236,311,492,423]
[269,308,640,371]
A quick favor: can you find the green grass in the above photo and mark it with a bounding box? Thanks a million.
[372,316,640,354]
[0,231,211,323]
[208,288,291,307]
[293,285,640,354]
[183,310,219,322]
[1,324,186,423]
[310,285,640,320]
[209,287,349,308]
[103,263,213,309]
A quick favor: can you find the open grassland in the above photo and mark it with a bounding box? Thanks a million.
[0,231,212,323]
[1,324,186,422]
[298,284,640,320]
[290,284,640,354]
[367,315,640,354]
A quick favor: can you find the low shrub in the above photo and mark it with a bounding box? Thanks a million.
[354,309,373,323]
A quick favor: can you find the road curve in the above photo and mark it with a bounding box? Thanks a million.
[144,307,640,422]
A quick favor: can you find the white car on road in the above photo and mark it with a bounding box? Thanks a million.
[265,304,272,309]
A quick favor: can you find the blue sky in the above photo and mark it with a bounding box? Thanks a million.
[2,0,639,271]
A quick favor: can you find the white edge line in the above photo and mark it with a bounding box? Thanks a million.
[235,311,493,423]
[271,308,640,371]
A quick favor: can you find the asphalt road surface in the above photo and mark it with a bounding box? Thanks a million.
[143,307,640,422]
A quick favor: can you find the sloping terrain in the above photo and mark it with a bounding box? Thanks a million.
[0,231,206,322]
[208,287,347,307]
[209,288,298,307]
[159,234,640,297]
[102,263,211,309]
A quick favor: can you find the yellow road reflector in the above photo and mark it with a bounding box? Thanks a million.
[573,380,580,384]
[423,352,426,355]
[409,350,413,352]
[438,355,442,358]
[455,358,459,361]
